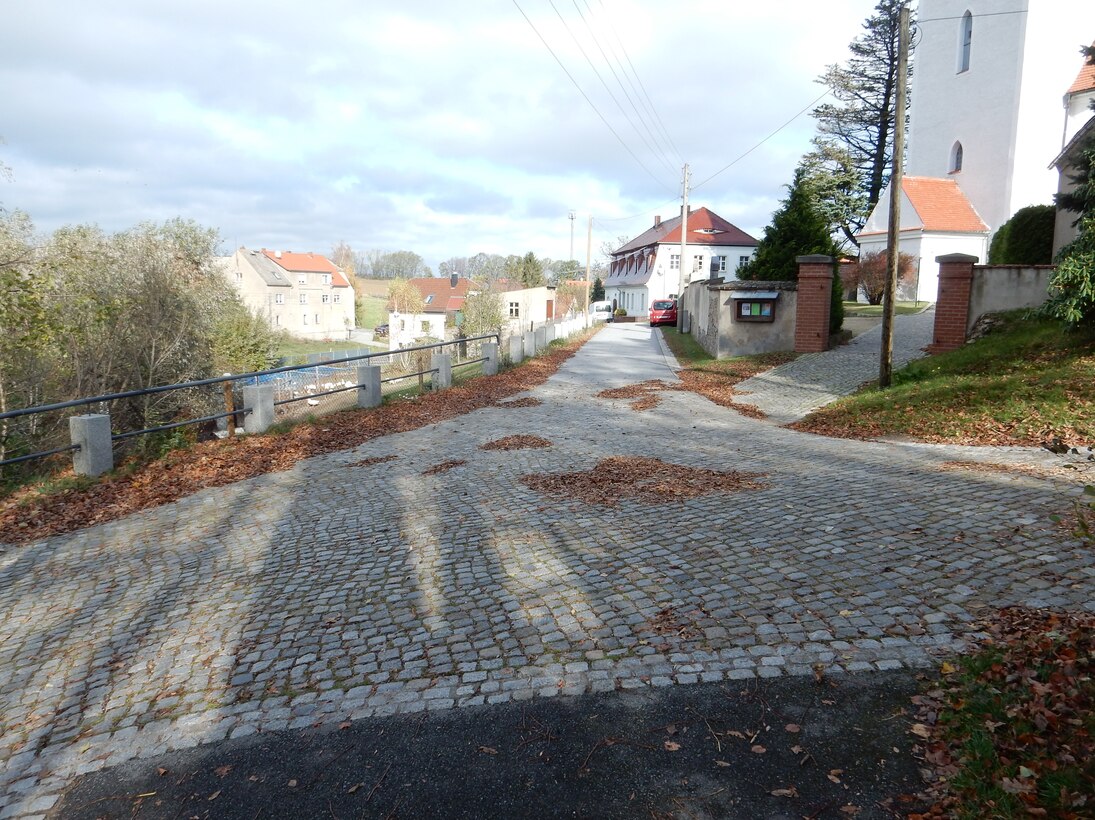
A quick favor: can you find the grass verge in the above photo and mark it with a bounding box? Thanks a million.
[911,607,1094,819]
[791,313,1095,447]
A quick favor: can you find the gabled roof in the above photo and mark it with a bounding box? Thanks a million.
[405,277,473,313]
[222,248,293,287]
[262,249,351,287]
[1052,115,1095,169]
[614,207,758,255]
[1067,47,1095,95]
[901,176,989,233]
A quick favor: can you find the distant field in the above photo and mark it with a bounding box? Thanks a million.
[353,278,392,299]
[357,295,388,329]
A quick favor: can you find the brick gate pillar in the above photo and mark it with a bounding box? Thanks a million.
[794,255,834,353]
[928,253,978,353]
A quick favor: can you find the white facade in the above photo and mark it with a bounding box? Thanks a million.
[498,285,553,334]
[218,248,356,340]
[388,312,445,350]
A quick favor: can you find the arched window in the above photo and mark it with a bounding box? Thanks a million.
[958,11,972,73]
[950,141,964,173]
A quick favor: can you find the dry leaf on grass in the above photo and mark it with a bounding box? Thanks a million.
[350,454,398,468]
[493,397,543,408]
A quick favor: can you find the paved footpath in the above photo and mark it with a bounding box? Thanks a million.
[2,322,1092,817]
[734,307,937,423]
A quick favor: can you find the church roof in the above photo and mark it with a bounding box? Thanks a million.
[901,177,989,233]
[1067,46,1095,95]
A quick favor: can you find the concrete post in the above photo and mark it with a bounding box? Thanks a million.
[242,384,275,434]
[534,326,548,352]
[794,255,835,353]
[508,334,524,364]
[546,323,557,343]
[431,353,452,390]
[483,342,499,376]
[357,364,382,408]
[524,330,536,356]
[928,253,978,353]
[69,413,113,477]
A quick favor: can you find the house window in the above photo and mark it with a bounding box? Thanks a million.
[275,293,284,305]
[314,314,319,325]
[739,255,750,266]
[669,254,680,270]
[322,273,331,285]
[299,293,307,304]
[322,294,330,304]
[958,11,972,73]
[333,294,341,303]
[424,294,434,304]
[509,301,520,318]
[303,313,308,325]
[400,319,406,331]
[950,141,963,173]
[692,255,703,276]
[298,274,307,284]
[715,256,727,273]
[421,320,431,335]
[275,315,280,326]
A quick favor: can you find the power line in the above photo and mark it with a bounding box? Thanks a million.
[512,0,677,195]
[590,0,684,165]
[691,89,831,191]
[918,9,1026,23]
[572,0,683,168]
[546,0,679,180]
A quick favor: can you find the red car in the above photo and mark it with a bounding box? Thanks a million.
[649,299,677,327]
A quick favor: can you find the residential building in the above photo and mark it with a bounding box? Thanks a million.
[388,275,472,350]
[857,1,1095,301]
[217,248,355,339]
[1052,48,1095,255]
[604,207,758,316]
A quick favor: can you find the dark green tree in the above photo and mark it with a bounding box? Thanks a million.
[806,0,915,247]
[591,276,605,302]
[988,205,1055,265]
[739,167,837,282]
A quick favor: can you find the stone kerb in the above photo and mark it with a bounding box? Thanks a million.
[794,255,834,353]
[928,253,977,353]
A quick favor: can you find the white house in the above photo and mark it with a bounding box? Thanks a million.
[388,275,472,350]
[1052,49,1095,255]
[858,1,1095,301]
[604,207,758,316]
[217,248,355,339]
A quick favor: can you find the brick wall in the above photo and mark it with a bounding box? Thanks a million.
[927,254,977,353]
[794,256,834,353]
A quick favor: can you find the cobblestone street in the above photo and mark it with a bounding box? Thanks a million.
[1,322,1091,817]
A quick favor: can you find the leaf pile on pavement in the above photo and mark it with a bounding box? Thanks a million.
[596,360,792,416]
[350,454,399,468]
[422,460,467,476]
[597,381,670,411]
[520,456,768,506]
[479,435,553,451]
[937,459,1088,482]
[493,397,543,408]
[0,329,598,545]
[910,606,1095,819]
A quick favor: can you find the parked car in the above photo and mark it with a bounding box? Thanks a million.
[589,301,614,322]
[374,323,389,338]
[649,299,677,327]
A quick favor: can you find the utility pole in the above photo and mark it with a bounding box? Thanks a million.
[676,163,690,331]
[880,3,909,388]
[584,215,593,323]
[569,210,576,262]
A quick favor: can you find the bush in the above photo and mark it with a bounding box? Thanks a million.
[845,250,917,304]
[614,308,627,316]
[988,205,1054,265]
[1043,214,1095,327]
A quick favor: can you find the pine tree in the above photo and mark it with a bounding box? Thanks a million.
[739,167,836,282]
[806,0,914,247]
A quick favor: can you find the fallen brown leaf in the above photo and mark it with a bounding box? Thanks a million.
[208,790,221,801]
[663,741,681,752]
[784,723,801,734]
[751,745,766,754]
[478,746,498,755]
[770,786,798,798]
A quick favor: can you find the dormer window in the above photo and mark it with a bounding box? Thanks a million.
[950,141,964,173]
[958,11,972,73]
[424,294,434,304]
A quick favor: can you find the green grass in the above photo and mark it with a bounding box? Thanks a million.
[660,327,714,364]
[356,295,388,329]
[275,338,372,360]
[842,300,929,317]
[796,312,1095,446]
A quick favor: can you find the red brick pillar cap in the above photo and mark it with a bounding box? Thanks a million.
[795,255,834,265]
[934,253,979,264]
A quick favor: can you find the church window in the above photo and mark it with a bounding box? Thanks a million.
[958,11,972,73]
[950,141,964,173]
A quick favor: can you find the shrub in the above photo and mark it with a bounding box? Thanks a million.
[845,250,917,304]
[614,307,627,316]
[988,205,1054,265]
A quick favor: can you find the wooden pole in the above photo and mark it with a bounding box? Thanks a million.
[880,3,909,388]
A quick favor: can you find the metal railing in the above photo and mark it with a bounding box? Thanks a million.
[0,333,498,473]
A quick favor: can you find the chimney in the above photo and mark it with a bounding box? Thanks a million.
[275,250,282,259]
[450,273,459,288]
[654,215,661,227]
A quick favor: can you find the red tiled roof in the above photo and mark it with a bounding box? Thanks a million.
[901,177,988,233]
[614,207,757,255]
[261,249,352,287]
[409,277,473,313]
[1067,47,1095,95]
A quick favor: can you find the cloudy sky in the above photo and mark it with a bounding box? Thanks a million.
[2,0,888,270]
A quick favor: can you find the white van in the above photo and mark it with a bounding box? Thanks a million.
[589,300,614,322]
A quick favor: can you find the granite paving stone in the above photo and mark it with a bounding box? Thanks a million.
[0,321,1091,816]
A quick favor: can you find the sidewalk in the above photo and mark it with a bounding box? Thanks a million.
[732,308,937,424]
